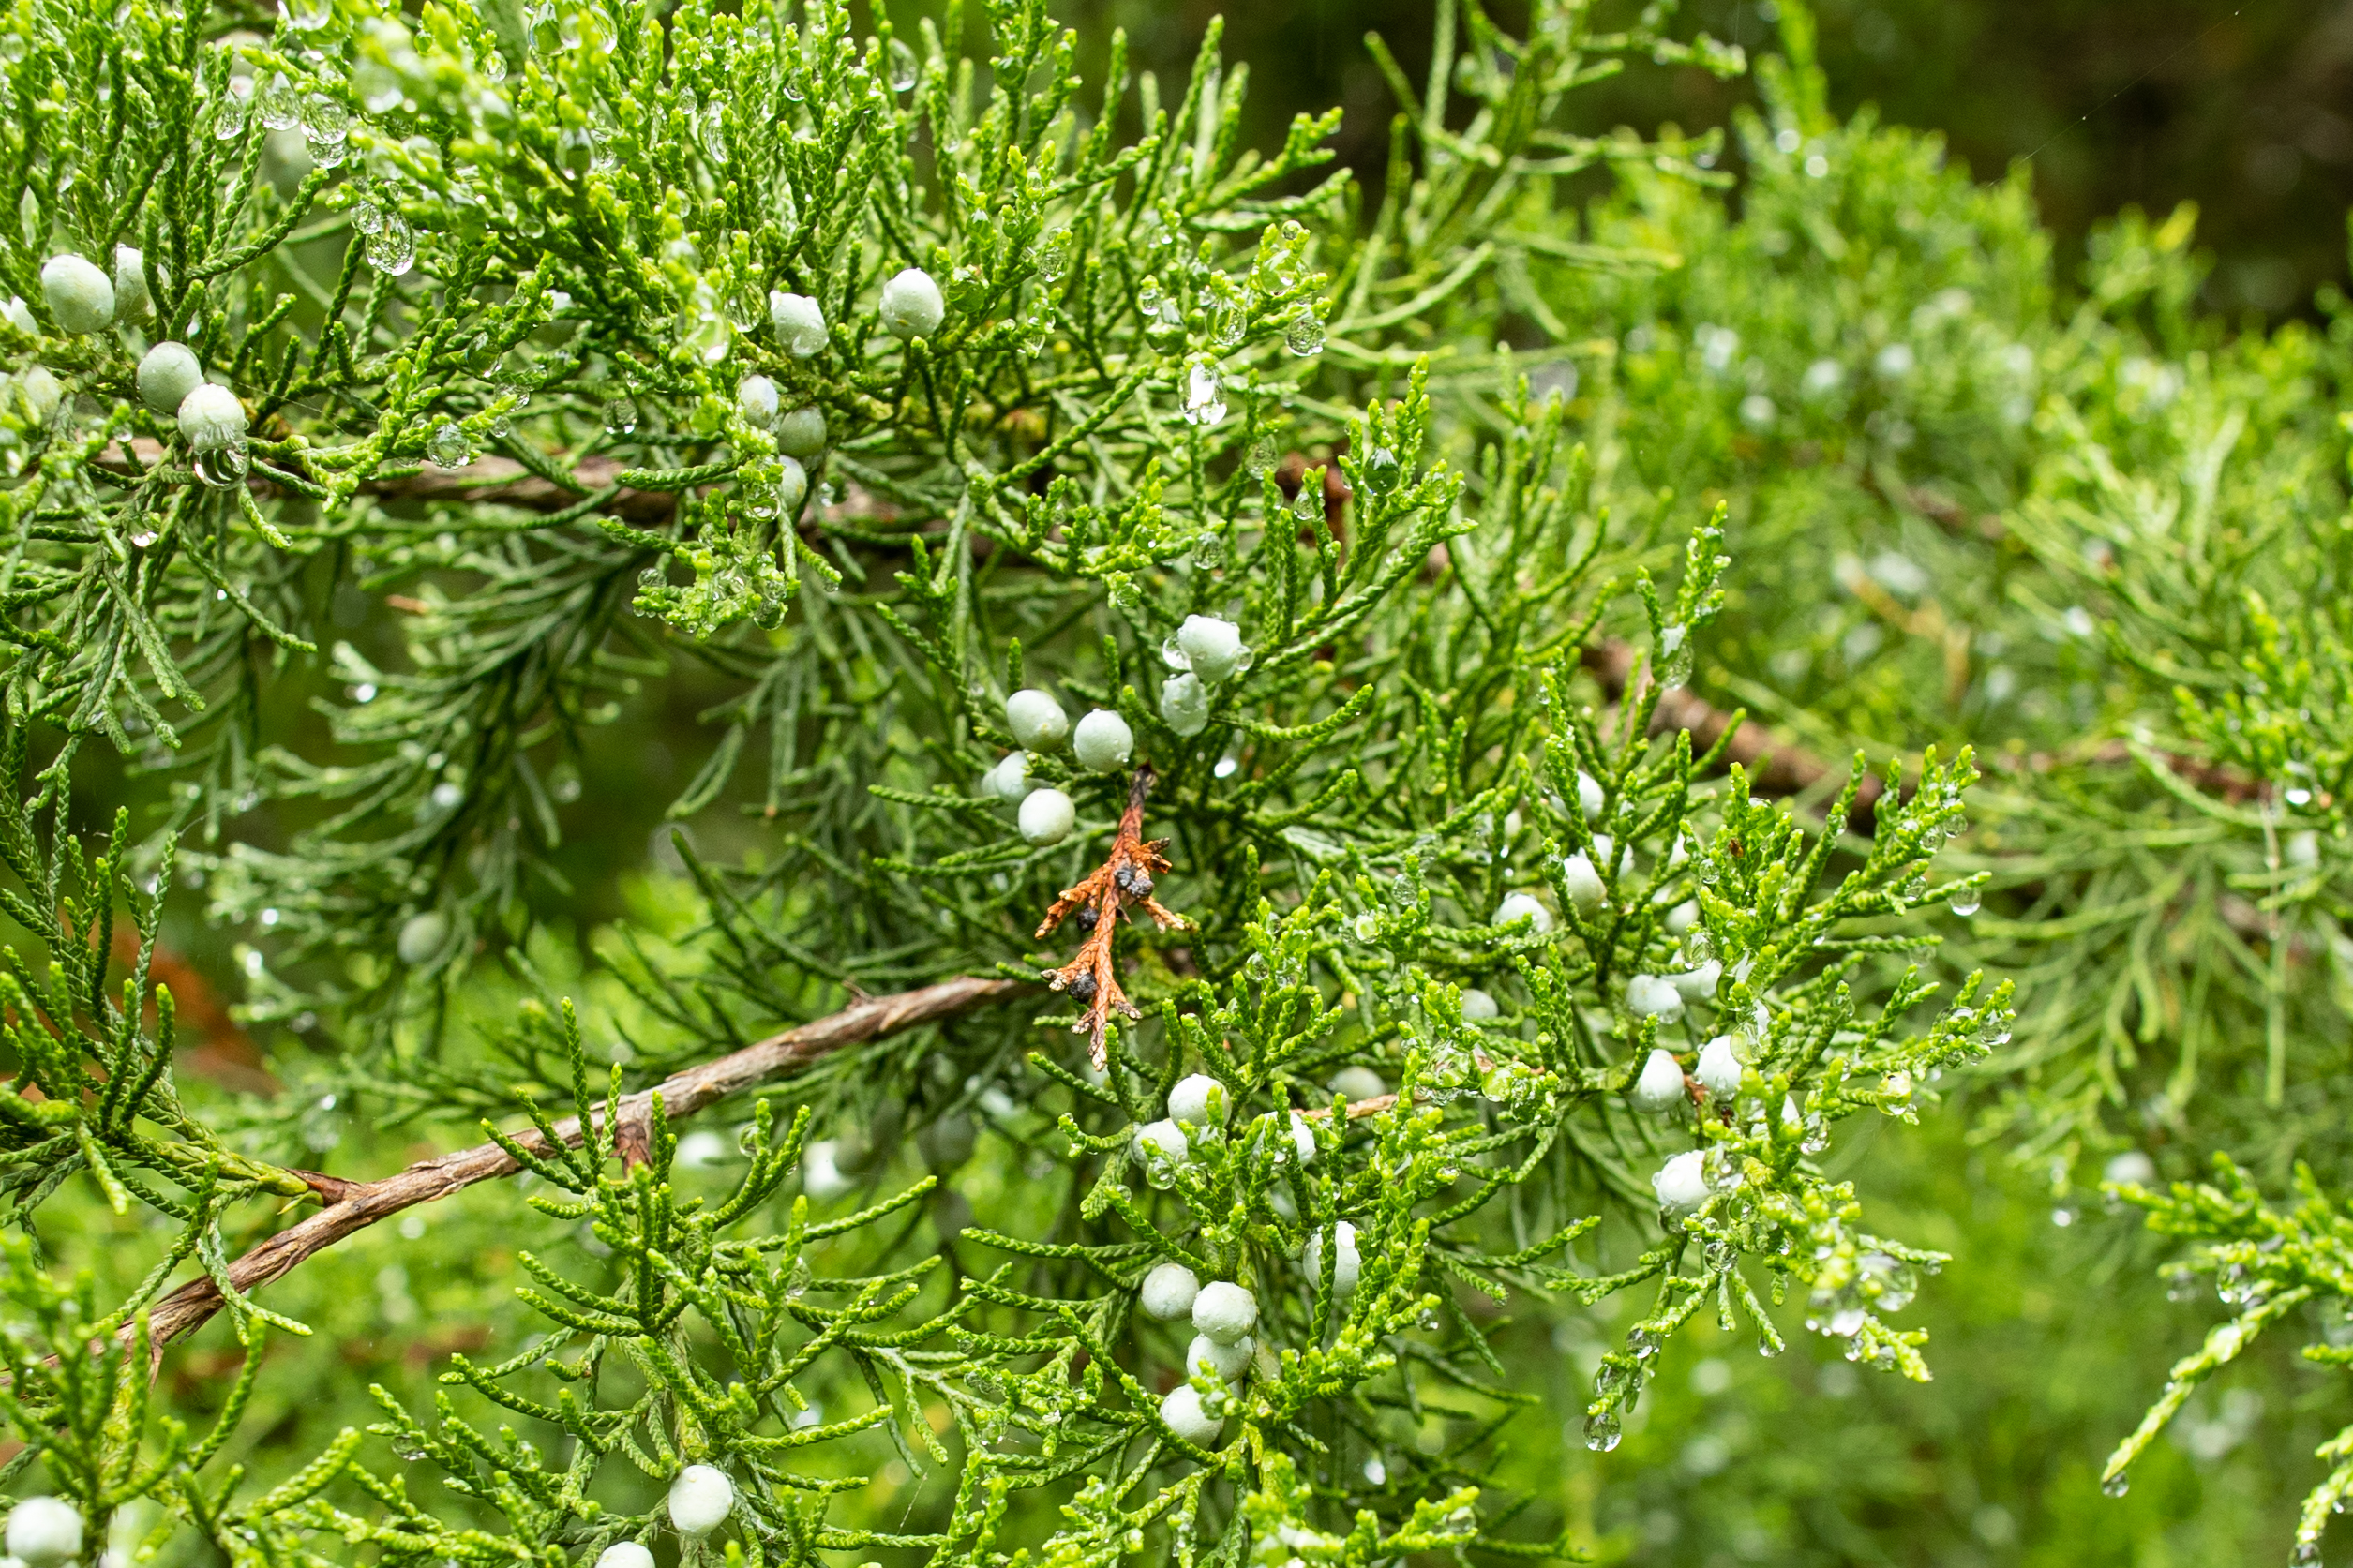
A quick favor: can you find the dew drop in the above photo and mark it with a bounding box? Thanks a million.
[1037,228,1072,282]
[192,441,249,489]
[300,93,352,166]
[1949,888,1981,918]
[1210,300,1246,350]
[1180,362,1227,427]
[213,82,250,140]
[1657,622,1693,686]
[427,421,470,470]
[1582,1412,1620,1453]
[603,396,639,437]
[1284,307,1326,357]
[258,72,301,131]
[364,212,415,276]
[2102,1471,2129,1499]
[887,37,919,92]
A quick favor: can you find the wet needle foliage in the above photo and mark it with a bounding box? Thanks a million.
[0,0,2346,1563]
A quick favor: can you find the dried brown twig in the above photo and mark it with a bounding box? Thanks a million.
[1037,766,1191,1068]
[138,975,1022,1357]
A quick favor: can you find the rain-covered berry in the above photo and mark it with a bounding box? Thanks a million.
[769,291,828,356]
[776,405,827,458]
[667,1465,734,1536]
[799,1139,855,1202]
[397,911,449,965]
[176,382,247,450]
[1626,973,1685,1020]
[596,1546,653,1568]
[735,373,779,426]
[1560,851,1606,916]
[1285,1112,1317,1166]
[1139,1261,1200,1320]
[879,267,945,340]
[1629,1047,1686,1113]
[1072,709,1132,772]
[1159,671,1209,736]
[1186,1331,1253,1381]
[40,252,114,334]
[1166,1073,1225,1127]
[1328,1065,1385,1101]
[1460,987,1499,1021]
[1672,960,1722,1002]
[1005,688,1069,749]
[1192,1280,1257,1344]
[1133,1118,1189,1165]
[1302,1219,1361,1296]
[6,1499,82,1568]
[1653,1149,1710,1213]
[14,367,60,426]
[775,455,808,517]
[1696,1035,1742,1098]
[112,245,151,320]
[3,296,35,336]
[138,341,204,415]
[1577,770,1605,822]
[1159,1383,1222,1446]
[981,752,1029,803]
[1017,786,1074,845]
[1174,614,1250,682]
[1492,891,1552,933]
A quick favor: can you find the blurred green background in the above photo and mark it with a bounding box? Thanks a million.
[75,4,2346,1566]
[1051,0,2351,319]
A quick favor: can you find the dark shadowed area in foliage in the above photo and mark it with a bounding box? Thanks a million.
[1051,0,2353,317]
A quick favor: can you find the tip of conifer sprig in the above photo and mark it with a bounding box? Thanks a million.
[1036,767,1191,1068]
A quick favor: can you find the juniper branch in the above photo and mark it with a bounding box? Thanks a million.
[137,975,1026,1354]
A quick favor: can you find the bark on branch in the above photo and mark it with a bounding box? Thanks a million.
[1579,638,1889,833]
[143,975,1025,1354]
[1580,637,2282,830]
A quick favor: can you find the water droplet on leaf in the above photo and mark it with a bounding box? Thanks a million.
[1037,228,1072,281]
[364,212,414,275]
[1284,308,1325,356]
[192,441,249,489]
[258,73,301,131]
[427,421,470,469]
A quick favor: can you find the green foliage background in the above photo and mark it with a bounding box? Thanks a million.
[0,1,2347,1567]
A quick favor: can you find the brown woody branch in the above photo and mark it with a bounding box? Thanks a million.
[1580,638,1889,833]
[1581,637,2284,829]
[140,975,1024,1355]
[100,439,681,524]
